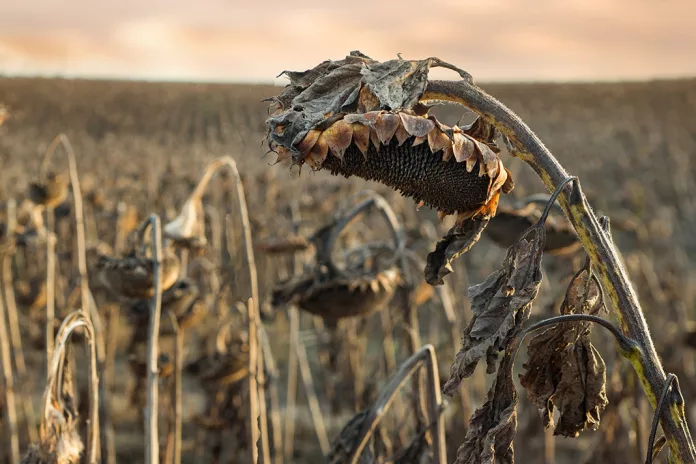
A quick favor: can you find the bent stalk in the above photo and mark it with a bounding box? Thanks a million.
[422,79,696,462]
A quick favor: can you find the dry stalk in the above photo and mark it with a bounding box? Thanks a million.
[214,155,270,462]
[137,214,165,464]
[348,344,445,464]
[246,296,262,463]
[2,199,38,443]
[168,313,183,464]
[46,232,56,376]
[0,258,20,463]
[40,310,100,464]
[422,79,696,461]
[295,331,331,455]
[283,200,302,463]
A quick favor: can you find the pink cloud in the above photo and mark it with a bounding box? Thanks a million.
[1,0,695,82]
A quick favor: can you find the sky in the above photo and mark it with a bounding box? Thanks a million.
[1,1,695,84]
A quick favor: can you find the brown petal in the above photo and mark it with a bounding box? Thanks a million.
[306,133,329,168]
[394,123,410,146]
[489,160,509,195]
[411,135,427,146]
[351,123,370,157]
[369,127,381,149]
[465,155,477,173]
[375,112,401,144]
[274,146,293,164]
[442,143,454,162]
[323,120,354,159]
[452,132,476,163]
[399,112,436,137]
[427,128,451,154]
[502,169,515,194]
[296,129,321,155]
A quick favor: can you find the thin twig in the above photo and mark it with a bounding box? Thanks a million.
[295,335,331,455]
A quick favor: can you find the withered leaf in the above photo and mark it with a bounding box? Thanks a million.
[519,325,608,437]
[443,226,544,393]
[425,218,489,286]
[267,52,471,159]
[454,349,517,464]
[519,265,608,437]
[328,409,374,464]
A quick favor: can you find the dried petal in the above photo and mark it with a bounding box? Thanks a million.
[442,143,454,162]
[453,132,476,163]
[399,112,436,137]
[352,123,370,157]
[427,128,451,154]
[306,133,330,168]
[369,127,381,149]
[324,120,354,159]
[443,226,545,388]
[375,112,401,144]
[394,123,410,146]
[411,135,427,146]
[296,129,321,155]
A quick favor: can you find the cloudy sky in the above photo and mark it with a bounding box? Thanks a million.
[1,0,695,83]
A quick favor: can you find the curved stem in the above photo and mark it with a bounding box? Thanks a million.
[647,373,677,464]
[348,344,445,464]
[423,79,696,462]
[44,311,99,464]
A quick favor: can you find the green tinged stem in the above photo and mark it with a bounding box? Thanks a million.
[423,80,696,463]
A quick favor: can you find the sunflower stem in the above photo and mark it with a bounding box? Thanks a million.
[423,79,696,462]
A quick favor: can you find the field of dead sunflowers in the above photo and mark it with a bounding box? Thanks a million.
[1,55,696,464]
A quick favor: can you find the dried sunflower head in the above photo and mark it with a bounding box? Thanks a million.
[266,53,514,280]
[28,172,70,209]
[274,265,401,321]
[96,247,180,300]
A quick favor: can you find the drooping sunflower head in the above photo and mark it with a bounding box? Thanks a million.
[265,52,515,283]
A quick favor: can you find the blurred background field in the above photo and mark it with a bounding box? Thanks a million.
[1,75,695,463]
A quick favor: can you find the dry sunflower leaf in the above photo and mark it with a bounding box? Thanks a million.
[454,349,517,464]
[425,217,489,286]
[328,409,372,464]
[519,326,607,437]
[519,266,608,437]
[443,226,545,393]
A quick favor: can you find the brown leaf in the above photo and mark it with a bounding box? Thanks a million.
[425,218,490,286]
[454,349,517,464]
[328,409,373,464]
[443,226,544,392]
[519,326,608,437]
[519,264,608,437]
